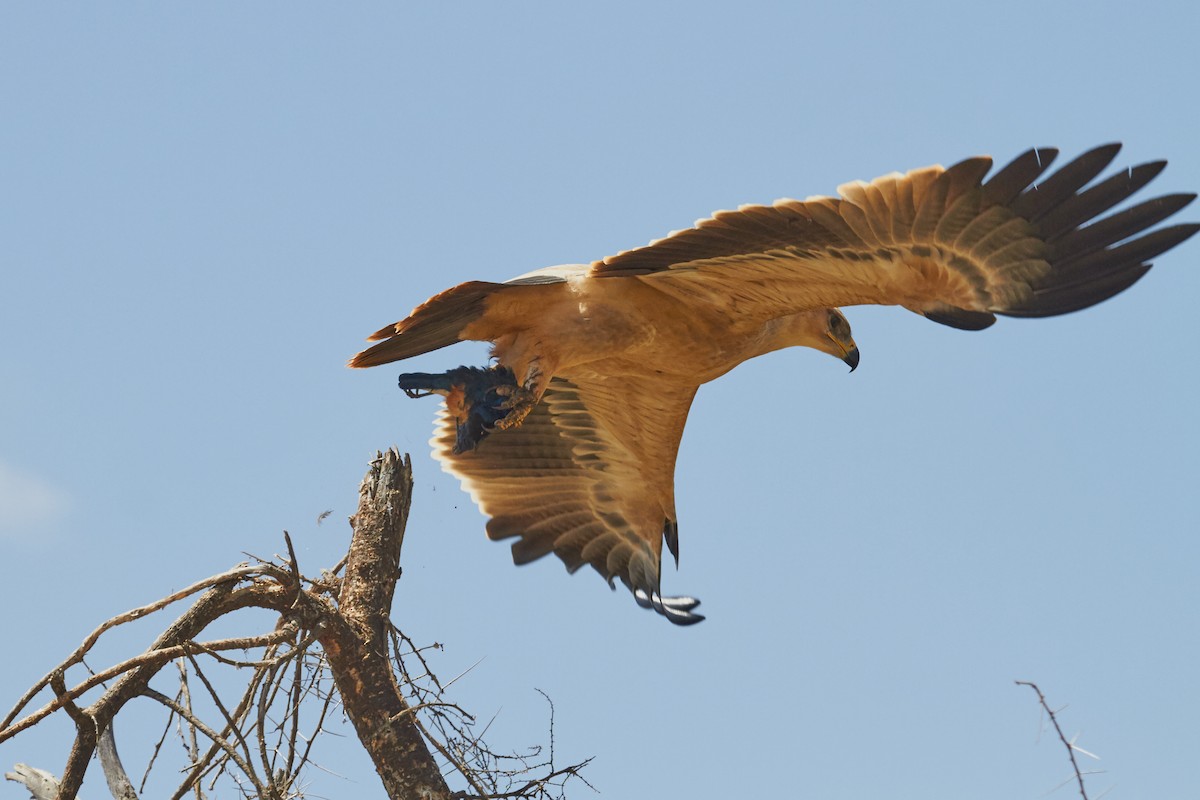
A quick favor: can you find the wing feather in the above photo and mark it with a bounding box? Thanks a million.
[431,374,698,596]
[982,147,1059,205]
[591,144,1197,326]
[1010,143,1121,220]
[1038,160,1164,239]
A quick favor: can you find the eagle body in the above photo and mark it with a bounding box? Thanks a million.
[351,144,1197,624]
[462,269,844,385]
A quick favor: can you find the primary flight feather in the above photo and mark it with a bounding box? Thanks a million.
[351,144,1197,625]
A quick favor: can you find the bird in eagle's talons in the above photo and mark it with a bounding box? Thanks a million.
[396,365,517,454]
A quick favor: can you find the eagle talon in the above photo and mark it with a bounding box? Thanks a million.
[634,588,705,625]
[493,389,538,430]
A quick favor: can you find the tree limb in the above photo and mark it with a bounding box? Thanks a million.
[4,448,582,800]
[4,764,60,800]
[319,448,452,799]
[97,724,138,800]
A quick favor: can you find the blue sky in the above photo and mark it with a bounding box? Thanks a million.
[2,3,1198,798]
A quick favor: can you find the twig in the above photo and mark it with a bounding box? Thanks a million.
[184,653,259,788]
[3,452,592,799]
[414,713,494,800]
[293,663,336,783]
[170,656,271,800]
[141,689,270,799]
[1016,680,1092,800]
[175,660,202,800]
[454,759,597,800]
[140,679,178,794]
[1,582,292,744]
[55,627,299,732]
[1,565,264,731]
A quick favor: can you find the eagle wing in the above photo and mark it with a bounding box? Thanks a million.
[432,372,698,612]
[593,144,1198,330]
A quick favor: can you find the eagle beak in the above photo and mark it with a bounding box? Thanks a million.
[843,346,860,372]
[826,332,860,372]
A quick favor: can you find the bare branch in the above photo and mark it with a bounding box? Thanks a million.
[1,579,290,747]
[183,653,260,791]
[141,689,270,799]
[1,565,268,732]
[4,449,590,800]
[320,448,452,799]
[1016,680,1094,800]
[97,724,139,800]
[4,764,61,800]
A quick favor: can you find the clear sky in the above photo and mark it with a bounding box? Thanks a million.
[2,3,1198,798]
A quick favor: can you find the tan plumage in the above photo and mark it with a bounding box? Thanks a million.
[433,375,695,594]
[351,144,1197,624]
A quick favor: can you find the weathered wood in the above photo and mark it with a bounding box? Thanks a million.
[6,449,453,800]
[323,448,451,800]
[5,764,60,800]
[97,726,138,800]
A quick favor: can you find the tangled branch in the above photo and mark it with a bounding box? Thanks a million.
[4,449,590,800]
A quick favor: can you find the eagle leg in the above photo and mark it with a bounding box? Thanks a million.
[492,358,550,431]
[396,365,518,453]
[491,386,539,431]
[633,588,705,625]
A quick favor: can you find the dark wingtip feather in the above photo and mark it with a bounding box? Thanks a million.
[1051,193,1198,260]
[983,146,1059,205]
[1001,264,1152,318]
[924,307,997,331]
[1011,143,1123,221]
[1038,160,1169,241]
[663,518,680,567]
[1058,222,1200,277]
[1005,222,1197,319]
[989,145,1195,321]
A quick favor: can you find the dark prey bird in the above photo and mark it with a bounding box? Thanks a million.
[350,144,1196,625]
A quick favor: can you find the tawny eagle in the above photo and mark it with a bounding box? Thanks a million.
[351,144,1196,624]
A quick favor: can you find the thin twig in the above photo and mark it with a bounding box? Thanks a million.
[170,655,272,800]
[141,689,270,799]
[1016,681,1092,800]
[140,679,179,794]
[414,713,494,800]
[185,653,259,787]
[1,614,297,743]
[177,661,199,782]
[1,565,264,731]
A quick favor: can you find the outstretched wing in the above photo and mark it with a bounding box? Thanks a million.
[593,144,1198,330]
[431,372,698,603]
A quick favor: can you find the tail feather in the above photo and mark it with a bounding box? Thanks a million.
[349,280,503,368]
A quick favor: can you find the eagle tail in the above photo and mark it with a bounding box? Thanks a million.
[348,280,503,368]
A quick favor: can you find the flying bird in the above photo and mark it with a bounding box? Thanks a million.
[350,143,1197,625]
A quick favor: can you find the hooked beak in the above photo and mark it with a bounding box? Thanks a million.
[843,346,860,372]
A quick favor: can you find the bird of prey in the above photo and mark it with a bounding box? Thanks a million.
[350,143,1196,625]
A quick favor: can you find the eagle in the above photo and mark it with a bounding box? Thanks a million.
[350,143,1196,625]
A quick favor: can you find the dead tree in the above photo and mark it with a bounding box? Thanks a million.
[2,449,590,800]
